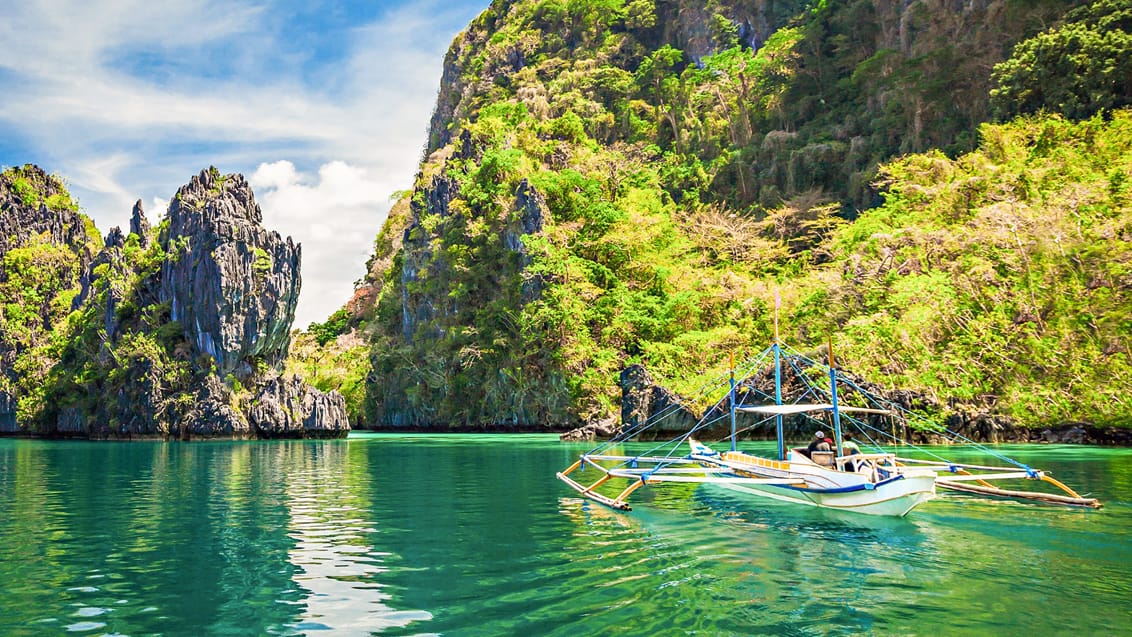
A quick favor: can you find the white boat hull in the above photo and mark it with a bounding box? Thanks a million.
[694,448,938,517]
[713,473,937,517]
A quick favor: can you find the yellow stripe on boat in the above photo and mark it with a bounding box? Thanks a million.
[721,451,791,472]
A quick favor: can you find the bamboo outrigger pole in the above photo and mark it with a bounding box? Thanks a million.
[557,461,635,510]
[937,478,1102,508]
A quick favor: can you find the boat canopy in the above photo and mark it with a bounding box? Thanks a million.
[736,403,892,416]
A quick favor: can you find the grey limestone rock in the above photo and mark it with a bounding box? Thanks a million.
[620,364,698,438]
[0,166,93,431]
[0,165,91,261]
[400,173,459,343]
[130,199,151,246]
[104,226,125,249]
[160,168,300,381]
[559,418,620,442]
[247,374,349,438]
[179,375,252,439]
[56,408,86,435]
[506,179,546,302]
[0,391,15,433]
[504,179,545,255]
[10,166,346,439]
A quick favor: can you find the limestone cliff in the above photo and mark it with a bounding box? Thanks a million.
[0,165,97,432]
[0,165,348,439]
[0,166,92,259]
[0,391,16,434]
[161,168,300,380]
[356,0,1126,436]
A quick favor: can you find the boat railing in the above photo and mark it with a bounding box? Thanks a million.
[834,452,899,479]
[838,452,896,464]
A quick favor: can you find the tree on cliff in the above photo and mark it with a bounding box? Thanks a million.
[991,0,1132,120]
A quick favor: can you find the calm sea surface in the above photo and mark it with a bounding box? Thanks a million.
[1,434,1129,636]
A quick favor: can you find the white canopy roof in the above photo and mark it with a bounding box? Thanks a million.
[736,403,892,416]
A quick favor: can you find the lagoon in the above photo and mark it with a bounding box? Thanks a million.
[1,434,1129,635]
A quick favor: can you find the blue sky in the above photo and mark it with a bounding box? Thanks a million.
[0,0,491,327]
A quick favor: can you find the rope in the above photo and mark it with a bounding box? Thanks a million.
[777,343,1031,471]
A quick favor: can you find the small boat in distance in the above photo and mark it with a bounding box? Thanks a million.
[557,338,1101,516]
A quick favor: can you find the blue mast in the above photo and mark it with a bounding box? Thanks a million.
[774,341,784,460]
[829,339,843,457]
[729,361,737,452]
[773,290,784,460]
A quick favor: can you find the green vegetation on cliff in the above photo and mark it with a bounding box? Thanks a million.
[2,165,81,213]
[355,0,1132,432]
[341,1,1131,429]
[798,112,1132,426]
[991,0,1132,120]
[287,329,370,425]
[41,229,196,433]
[0,166,99,425]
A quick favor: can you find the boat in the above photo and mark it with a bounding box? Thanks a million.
[557,338,1101,517]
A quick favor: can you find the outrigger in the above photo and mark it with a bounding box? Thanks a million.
[558,337,1101,516]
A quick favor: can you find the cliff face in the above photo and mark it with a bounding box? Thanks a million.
[360,0,1077,429]
[0,166,97,432]
[161,169,300,380]
[0,165,348,439]
[355,0,1130,434]
[0,166,92,259]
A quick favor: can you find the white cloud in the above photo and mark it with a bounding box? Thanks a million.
[0,0,487,324]
[151,197,170,217]
[250,160,394,328]
[250,160,300,191]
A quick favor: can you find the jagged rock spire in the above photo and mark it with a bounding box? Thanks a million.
[130,199,151,246]
[160,167,301,380]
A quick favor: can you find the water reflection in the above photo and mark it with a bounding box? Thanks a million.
[279,441,432,635]
[1,438,1129,636]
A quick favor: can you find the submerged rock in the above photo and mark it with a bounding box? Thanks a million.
[559,418,620,442]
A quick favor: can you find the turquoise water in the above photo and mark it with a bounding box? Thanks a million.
[0,435,1129,636]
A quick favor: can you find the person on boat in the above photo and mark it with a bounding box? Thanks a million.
[839,432,863,471]
[807,431,832,455]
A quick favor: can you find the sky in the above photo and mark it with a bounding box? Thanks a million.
[0,0,491,328]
